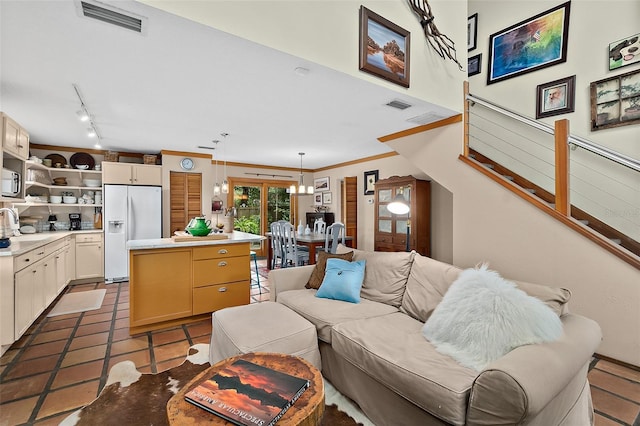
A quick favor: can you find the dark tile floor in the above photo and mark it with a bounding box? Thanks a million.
[0,258,638,425]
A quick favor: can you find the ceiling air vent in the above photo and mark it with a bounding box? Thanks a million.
[407,112,447,125]
[77,0,146,34]
[385,99,412,110]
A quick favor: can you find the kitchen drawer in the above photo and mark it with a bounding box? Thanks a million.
[193,255,250,287]
[75,233,102,243]
[45,239,67,257]
[14,247,46,272]
[192,281,249,315]
[192,243,249,260]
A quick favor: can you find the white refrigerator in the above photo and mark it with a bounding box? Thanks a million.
[104,185,162,283]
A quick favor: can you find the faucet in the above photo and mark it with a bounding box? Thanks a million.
[0,207,19,225]
[0,207,19,239]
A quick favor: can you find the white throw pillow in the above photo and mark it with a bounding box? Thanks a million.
[422,264,563,371]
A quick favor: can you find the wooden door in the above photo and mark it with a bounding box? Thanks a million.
[170,171,202,235]
[341,177,358,248]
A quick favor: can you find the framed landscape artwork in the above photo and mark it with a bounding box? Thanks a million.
[313,177,330,192]
[609,33,640,71]
[536,75,575,119]
[487,2,570,85]
[590,68,640,131]
[468,54,482,77]
[359,6,410,88]
[468,13,478,51]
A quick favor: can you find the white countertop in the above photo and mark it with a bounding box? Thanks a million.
[0,230,103,257]
[127,231,265,250]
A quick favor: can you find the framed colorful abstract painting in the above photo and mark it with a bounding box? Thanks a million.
[487,2,570,85]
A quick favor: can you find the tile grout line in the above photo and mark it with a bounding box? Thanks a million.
[96,282,123,395]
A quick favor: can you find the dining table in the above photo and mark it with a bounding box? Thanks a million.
[265,231,353,269]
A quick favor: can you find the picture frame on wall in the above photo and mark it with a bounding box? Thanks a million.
[314,193,323,206]
[322,192,332,204]
[609,33,640,71]
[590,68,640,131]
[468,13,478,51]
[468,54,482,77]
[359,6,410,88]
[487,2,570,85]
[313,177,330,192]
[364,170,379,195]
[536,75,575,119]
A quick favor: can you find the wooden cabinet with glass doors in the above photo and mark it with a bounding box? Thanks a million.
[374,175,430,256]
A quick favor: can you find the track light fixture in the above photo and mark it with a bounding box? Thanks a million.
[73,83,102,148]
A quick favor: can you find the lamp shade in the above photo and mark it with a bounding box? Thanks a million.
[387,193,410,215]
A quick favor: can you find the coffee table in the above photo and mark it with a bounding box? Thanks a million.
[167,352,325,425]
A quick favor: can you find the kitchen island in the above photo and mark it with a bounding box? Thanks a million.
[127,231,264,334]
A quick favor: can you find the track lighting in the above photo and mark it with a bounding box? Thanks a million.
[73,83,102,146]
[77,109,89,121]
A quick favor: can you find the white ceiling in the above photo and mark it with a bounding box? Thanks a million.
[0,0,457,169]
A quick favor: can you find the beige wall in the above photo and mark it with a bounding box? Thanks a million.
[387,123,640,367]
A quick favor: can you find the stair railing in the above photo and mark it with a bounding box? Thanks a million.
[461,82,640,269]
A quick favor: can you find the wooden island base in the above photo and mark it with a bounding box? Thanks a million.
[167,352,325,425]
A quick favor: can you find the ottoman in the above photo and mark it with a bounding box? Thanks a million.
[209,301,321,369]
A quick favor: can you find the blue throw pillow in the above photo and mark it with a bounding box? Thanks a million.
[316,259,366,303]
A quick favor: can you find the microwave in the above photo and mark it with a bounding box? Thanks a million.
[2,168,21,197]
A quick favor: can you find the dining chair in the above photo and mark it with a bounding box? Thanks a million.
[269,221,285,269]
[281,222,310,267]
[324,222,346,254]
[313,218,326,234]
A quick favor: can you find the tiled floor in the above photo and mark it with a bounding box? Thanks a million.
[1,258,639,426]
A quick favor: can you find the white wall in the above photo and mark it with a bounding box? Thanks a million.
[387,122,640,367]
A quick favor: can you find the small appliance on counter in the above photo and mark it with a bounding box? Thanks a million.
[48,214,57,232]
[69,213,82,230]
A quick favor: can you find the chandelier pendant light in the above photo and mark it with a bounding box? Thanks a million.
[290,152,314,195]
[212,139,221,195]
[221,133,229,194]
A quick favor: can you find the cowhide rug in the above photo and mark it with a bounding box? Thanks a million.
[60,344,369,426]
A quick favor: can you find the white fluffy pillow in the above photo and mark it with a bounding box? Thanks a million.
[422,264,563,371]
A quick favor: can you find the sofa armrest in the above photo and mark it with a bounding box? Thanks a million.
[268,265,315,302]
[467,313,602,425]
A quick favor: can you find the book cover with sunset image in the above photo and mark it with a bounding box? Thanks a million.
[184,359,310,426]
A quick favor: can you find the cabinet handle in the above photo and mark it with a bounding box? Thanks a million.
[218,287,227,292]
[32,270,36,274]
[37,251,45,255]
[24,258,30,262]
[218,249,228,254]
[218,261,227,267]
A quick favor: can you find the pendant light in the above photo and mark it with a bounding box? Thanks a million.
[290,152,314,195]
[221,133,229,194]
[212,139,221,195]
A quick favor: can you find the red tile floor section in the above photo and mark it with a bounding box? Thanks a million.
[0,258,638,425]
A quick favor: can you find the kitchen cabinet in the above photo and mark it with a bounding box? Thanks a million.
[102,162,162,185]
[129,242,250,333]
[374,175,431,256]
[14,252,45,337]
[75,233,103,279]
[2,112,29,160]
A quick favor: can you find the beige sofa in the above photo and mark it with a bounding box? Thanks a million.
[268,246,602,426]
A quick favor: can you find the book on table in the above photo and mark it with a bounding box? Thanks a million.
[184,359,310,426]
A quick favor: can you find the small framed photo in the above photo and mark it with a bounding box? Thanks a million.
[536,75,575,119]
[359,6,410,88]
[468,13,478,51]
[590,68,640,130]
[609,33,640,71]
[322,192,332,204]
[468,54,482,77]
[364,170,379,195]
[314,176,330,192]
[314,193,323,206]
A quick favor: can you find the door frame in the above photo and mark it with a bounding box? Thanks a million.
[227,177,298,256]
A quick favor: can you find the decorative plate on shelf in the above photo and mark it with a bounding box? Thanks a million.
[45,153,67,167]
[70,152,96,169]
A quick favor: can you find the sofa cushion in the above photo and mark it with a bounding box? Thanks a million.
[305,250,354,289]
[331,312,477,425]
[422,265,564,372]
[316,259,366,303]
[277,289,398,343]
[400,253,462,322]
[336,244,414,307]
[512,279,571,316]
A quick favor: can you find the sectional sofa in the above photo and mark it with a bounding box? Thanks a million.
[268,246,602,425]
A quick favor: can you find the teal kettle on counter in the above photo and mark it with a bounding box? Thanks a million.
[186,216,212,236]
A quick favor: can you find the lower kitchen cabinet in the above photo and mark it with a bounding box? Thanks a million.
[75,233,103,280]
[14,261,45,338]
[129,242,250,333]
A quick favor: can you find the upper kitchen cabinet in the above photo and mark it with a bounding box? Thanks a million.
[2,113,29,160]
[102,162,162,186]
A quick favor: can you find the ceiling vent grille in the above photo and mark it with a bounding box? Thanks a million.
[406,112,447,125]
[78,1,145,33]
[385,99,412,110]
